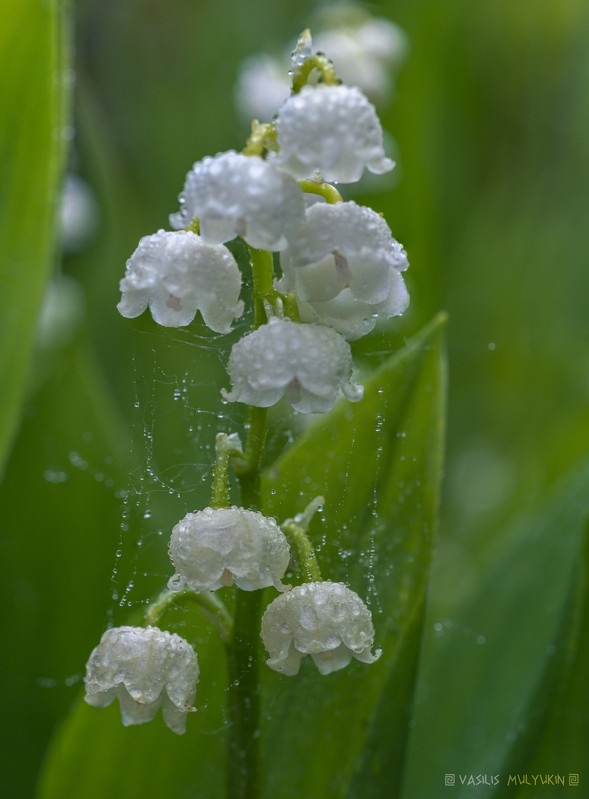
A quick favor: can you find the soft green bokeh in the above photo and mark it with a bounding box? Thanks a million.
[2,0,589,796]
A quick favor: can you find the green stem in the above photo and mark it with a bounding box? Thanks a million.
[211,432,244,509]
[292,53,339,93]
[281,496,324,581]
[225,246,274,799]
[145,588,233,646]
[298,180,343,204]
[248,246,276,328]
[243,120,277,157]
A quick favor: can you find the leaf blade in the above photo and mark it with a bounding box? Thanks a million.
[0,0,66,474]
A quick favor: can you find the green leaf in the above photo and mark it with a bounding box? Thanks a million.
[0,342,136,798]
[36,314,446,799]
[0,0,66,474]
[259,312,447,799]
[491,518,589,797]
[402,458,589,798]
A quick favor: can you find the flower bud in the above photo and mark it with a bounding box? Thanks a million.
[261,581,381,675]
[221,317,363,413]
[168,506,290,593]
[84,626,198,734]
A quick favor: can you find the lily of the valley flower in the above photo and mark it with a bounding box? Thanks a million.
[168,506,291,593]
[84,626,199,734]
[261,581,381,675]
[279,201,409,339]
[272,85,394,183]
[169,150,305,251]
[221,317,363,413]
[117,229,243,332]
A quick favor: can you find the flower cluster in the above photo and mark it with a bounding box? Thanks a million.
[88,26,400,737]
[116,31,409,415]
[85,506,379,733]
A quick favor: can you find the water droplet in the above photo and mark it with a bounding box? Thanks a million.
[43,469,68,483]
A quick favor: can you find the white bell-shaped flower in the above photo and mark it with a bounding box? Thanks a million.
[117,230,243,332]
[168,506,290,592]
[280,201,409,339]
[169,150,305,251]
[221,317,363,413]
[272,85,394,183]
[84,626,198,734]
[261,581,381,675]
[313,18,408,105]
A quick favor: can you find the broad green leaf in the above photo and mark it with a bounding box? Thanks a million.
[403,458,589,798]
[0,343,131,798]
[37,314,446,799]
[0,0,66,474]
[259,312,447,799]
[491,520,589,797]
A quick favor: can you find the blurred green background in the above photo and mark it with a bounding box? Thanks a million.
[2,0,589,796]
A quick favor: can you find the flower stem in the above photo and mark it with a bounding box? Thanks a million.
[298,180,343,205]
[225,246,274,799]
[145,588,233,645]
[281,495,324,581]
[248,246,276,328]
[292,52,339,93]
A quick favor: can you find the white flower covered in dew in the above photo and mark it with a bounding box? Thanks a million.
[273,85,394,183]
[84,626,199,735]
[222,317,363,414]
[117,230,244,332]
[169,150,305,251]
[280,201,409,340]
[261,581,381,675]
[168,506,291,592]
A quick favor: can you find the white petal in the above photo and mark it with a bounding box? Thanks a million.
[168,507,290,593]
[170,151,305,251]
[222,318,362,414]
[261,582,379,675]
[273,85,394,183]
[117,230,243,333]
[84,626,198,734]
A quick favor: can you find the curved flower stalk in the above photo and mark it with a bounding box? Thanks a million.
[168,506,291,592]
[222,316,363,413]
[272,85,394,183]
[169,150,305,251]
[118,229,244,332]
[280,201,409,339]
[261,581,381,675]
[84,626,198,734]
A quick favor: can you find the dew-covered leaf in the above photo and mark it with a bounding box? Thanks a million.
[259,312,447,799]
[0,0,65,474]
[402,459,589,798]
